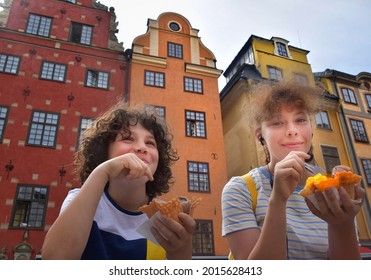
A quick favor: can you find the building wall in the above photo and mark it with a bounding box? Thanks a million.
[130,12,229,256]
[0,0,127,259]
[252,38,314,84]
[316,72,371,241]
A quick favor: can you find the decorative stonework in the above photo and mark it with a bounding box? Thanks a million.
[92,0,108,11]
[108,7,124,51]
[0,0,13,27]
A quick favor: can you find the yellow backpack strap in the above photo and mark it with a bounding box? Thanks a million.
[242,173,257,213]
[229,173,258,260]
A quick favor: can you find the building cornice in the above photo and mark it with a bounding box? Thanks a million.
[131,52,167,68]
[185,63,222,78]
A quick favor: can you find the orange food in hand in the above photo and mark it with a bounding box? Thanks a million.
[299,171,362,199]
[138,196,201,222]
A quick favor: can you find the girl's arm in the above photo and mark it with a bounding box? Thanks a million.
[227,198,288,260]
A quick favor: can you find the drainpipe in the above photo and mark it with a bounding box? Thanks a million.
[123,49,132,103]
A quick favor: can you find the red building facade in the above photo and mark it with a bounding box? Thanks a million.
[0,0,127,259]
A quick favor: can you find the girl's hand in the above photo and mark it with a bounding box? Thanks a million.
[151,213,196,260]
[272,151,310,202]
[102,153,154,182]
[306,185,365,226]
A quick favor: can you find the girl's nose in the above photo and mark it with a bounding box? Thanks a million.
[286,124,298,136]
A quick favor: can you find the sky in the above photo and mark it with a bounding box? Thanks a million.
[1,0,370,89]
[97,0,371,89]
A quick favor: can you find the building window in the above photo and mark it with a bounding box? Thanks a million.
[293,73,308,86]
[186,110,206,138]
[192,220,214,255]
[276,42,288,57]
[70,22,93,45]
[146,105,166,119]
[361,159,371,185]
[321,146,340,174]
[26,14,52,37]
[0,106,9,142]
[10,185,48,229]
[77,117,94,146]
[365,94,371,110]
[144,70,165,88]
[246,46,254,65]
[272,38,292,58]
[168,42,183,59]
[0,53,20,74]
[188,161,210,192]
[40,61,67,82]
[86,70,109,89]
[169,22,181,32]
[341,88,357,104]
[184,77,203,94]
[350,119,368,143]
[268,66,283,81]
[315,111,331,130]
[27,111,59,148]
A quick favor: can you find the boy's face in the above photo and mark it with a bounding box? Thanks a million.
[108,123,159,176]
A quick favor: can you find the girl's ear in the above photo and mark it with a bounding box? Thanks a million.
[255,130,264,145]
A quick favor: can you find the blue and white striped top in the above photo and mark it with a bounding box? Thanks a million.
[221,166,329,259]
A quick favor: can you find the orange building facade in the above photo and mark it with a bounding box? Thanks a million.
[0,0,127,259]
[129,12,229,257]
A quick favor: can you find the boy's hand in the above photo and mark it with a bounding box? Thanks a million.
[151,213,196,260]
[103,153,154,182]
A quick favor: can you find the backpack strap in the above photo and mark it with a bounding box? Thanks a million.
[228,173,258,260]
[241,173,257,213]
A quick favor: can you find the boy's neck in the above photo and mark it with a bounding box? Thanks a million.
[108,179,149,212]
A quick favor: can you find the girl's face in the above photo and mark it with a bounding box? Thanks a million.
[108,123,159,176]
[260,106,312,164]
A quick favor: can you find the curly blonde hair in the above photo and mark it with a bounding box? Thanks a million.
[244,80,324,129]
[75,102,179,197]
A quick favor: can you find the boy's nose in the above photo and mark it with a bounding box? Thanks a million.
[134,141,147,153]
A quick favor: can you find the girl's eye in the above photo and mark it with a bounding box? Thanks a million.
[296,118,307,123]
[271,121,283,126]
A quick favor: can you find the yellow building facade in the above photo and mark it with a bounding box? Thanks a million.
[315,70,371,244]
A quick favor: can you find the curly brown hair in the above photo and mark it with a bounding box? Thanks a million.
[75,102,179,197]
[244,79,324,129]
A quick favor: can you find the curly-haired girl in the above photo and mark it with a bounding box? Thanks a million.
[222,80,365,259]
[43,102,195,260]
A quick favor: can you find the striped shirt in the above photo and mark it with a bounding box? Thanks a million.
[221,166,329,259]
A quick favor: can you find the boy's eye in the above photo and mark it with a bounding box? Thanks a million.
[122,137,133,142]
[146,140,157,147]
